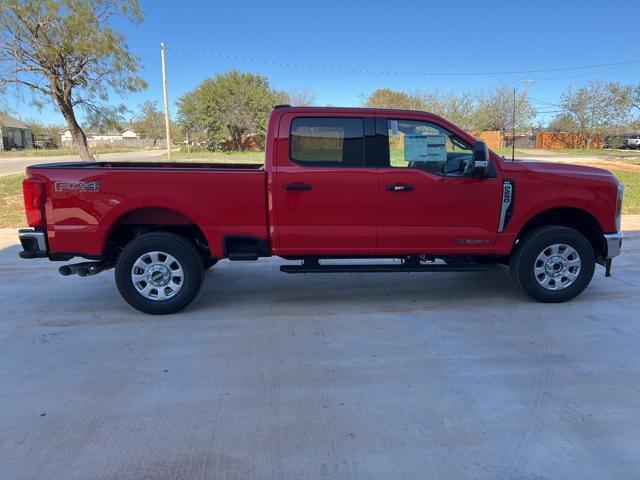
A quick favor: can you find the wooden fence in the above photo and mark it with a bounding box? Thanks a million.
[535,132,604,149]
[470,131,503,150]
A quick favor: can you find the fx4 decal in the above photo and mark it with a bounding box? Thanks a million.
[54,181,100,192]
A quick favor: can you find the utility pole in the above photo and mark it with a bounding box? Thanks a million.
[160,42,172,160]
[512,79,535,161]
[512,87,516,162]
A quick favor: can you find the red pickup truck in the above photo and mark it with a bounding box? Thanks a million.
[19,106,624,314]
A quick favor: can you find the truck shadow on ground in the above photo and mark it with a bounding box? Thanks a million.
[196,262,526,314]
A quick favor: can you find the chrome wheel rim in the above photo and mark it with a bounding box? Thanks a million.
[131,251,184,301]
[534,243,581,291]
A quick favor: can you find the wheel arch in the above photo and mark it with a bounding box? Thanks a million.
[514,206,606,261]
[102,206,211,261]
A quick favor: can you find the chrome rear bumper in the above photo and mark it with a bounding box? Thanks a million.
[604,231,623,259]
[18,228,48,259]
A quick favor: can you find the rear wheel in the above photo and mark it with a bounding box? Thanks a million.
[115,232,204,314]
[510,226,595,302]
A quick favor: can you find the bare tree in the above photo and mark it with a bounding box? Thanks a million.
[475,87,536,134]
[288,87,317,106]
[0,0,146,160]
[555,81,631,148]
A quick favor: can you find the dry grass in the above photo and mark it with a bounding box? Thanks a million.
[166,150,264,163]
[0,174,25,228]
[0,146,147,158]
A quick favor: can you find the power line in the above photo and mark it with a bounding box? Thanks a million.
[165,45,640,78]
[530,97,562,107]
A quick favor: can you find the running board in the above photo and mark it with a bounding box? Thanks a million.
[280,263,489,274]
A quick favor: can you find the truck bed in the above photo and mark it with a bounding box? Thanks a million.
[27,161,268,258]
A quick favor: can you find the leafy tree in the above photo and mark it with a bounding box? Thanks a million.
[547,114,577,132]
[0,0,147,160]
[178,70,287,151]
[554,81,631,148]
[630,85,640,129]
[475,87,536,134]
[361,88,425,110]
[362,87,536,133]
[85,105,127,133]
[418,92,479,131]
[632,85,640,113]
[133,100,165,146]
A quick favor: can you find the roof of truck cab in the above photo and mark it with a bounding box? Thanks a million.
[273,106,438,116]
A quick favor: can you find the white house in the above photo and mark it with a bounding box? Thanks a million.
[60,122,138,143]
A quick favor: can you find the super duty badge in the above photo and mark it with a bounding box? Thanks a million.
[54,181,100,192]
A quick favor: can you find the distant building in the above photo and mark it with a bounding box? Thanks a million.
[0,114,33,150]
[59,122,139,143]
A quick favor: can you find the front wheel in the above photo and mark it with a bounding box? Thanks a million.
[510,226,595,302]
[115,232,204,314]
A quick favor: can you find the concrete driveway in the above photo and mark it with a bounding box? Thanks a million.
[0,150,167,176]
[0,226,639,479]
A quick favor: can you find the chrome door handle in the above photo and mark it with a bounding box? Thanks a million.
[386,184,413,192]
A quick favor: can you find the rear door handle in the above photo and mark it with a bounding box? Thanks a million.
[386,184,413,192]
[284,183,313,191]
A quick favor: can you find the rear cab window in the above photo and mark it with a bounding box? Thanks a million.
[290,117,364,166]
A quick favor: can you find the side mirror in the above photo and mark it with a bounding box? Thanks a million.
[471,141,490,178]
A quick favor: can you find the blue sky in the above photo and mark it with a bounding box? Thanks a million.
[9,0,640,126]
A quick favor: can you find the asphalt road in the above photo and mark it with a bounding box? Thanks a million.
[0,150,166,176]
[1,227,639,479]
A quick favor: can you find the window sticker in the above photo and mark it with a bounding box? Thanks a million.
[404,134,447,162]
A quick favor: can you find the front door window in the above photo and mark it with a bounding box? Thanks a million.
[388,119,473,176]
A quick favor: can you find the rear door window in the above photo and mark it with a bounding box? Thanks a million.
[290,117,364,166]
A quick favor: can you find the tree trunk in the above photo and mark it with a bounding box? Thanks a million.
[229,126,243,152]
[56,97,93,161]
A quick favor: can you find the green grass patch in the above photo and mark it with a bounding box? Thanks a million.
[610,169,640,215]
[0,174,26,228]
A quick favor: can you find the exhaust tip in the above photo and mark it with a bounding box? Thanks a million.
[59,266,72,276]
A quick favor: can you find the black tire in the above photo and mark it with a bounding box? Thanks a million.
[115,232,204,314]
[510,226,595,303]
[204,258,219,269]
